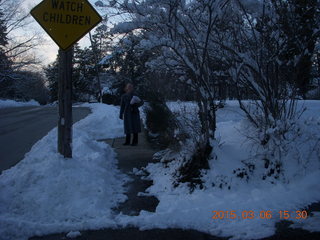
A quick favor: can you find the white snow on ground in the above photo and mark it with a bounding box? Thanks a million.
[66,231,81,238]
[79,103,125,139]
[291,211,320,232]
[0,101,319,240]
[117,100,320,240]
[0,103,127,240]
[0,99,40,108]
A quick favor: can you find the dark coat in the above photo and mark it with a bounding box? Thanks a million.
[119,92,144,134]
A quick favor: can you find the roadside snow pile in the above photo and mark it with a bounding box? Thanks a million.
[117,100,320,239]
[0,103,128,240]
[79,103,125,139]
[66,231,81,238]
[0,99,40,108]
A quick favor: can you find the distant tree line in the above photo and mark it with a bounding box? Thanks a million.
[0,0,49,104]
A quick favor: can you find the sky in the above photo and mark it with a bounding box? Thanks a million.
[21,0,105,66]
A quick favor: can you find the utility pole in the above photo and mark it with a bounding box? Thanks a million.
[89,31,103,103]
[58,48,73,158]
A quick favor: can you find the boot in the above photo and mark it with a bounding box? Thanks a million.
[131,133,138,146]
[123,134,131,145]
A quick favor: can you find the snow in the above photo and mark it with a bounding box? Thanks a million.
[78,103,125,139]
[98,55,113,65]
[0,99,40,108]
[291,211,320,232]
[111,21,139,34]
[116,100,320,240]
[0,103,128,240]
[66,231,81,238]
[0,100,319,240]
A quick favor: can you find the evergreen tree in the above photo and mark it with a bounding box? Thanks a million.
[73,44,100,101]
[44,58,59,102]
[90,24,110,61]
[274,0,319,98]
[45,43,102,102]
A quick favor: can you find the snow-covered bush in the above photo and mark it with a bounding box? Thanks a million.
[225,0,319,139]
[144,101,182,148]
[218,114,320,187]
[156,101,320,190]
[218,1,319,180]
[148,101,214,189]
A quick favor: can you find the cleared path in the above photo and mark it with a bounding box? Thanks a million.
[104,135,160,215]
[0,106,91,173]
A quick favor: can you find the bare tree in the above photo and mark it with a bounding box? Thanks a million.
[0,0,45,99]
[1,0,41,71]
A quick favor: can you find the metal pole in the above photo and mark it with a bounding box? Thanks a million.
[58,47,73,158]
[89,31,103,102]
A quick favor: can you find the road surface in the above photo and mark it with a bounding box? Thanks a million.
[0,106,91,173]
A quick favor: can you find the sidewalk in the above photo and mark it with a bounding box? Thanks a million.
[103,134,160,216]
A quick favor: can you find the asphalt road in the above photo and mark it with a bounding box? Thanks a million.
[0,106,91,173]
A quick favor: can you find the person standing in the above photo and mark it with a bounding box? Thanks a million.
[119,83,144,146]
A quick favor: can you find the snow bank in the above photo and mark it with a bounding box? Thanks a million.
[66,231,81,238]
[117,170,320,239]
[0,99,40,108]
[0,103,128,240]
[78,103,125,139]
[116,100,320,239]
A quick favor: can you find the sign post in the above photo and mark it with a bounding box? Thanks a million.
[58,48,73,158]
[31,0,102,158]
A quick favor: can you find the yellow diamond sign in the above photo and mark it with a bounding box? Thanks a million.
[31,0,102,50]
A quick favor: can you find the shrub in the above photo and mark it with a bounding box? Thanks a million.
[145,101,180,148]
